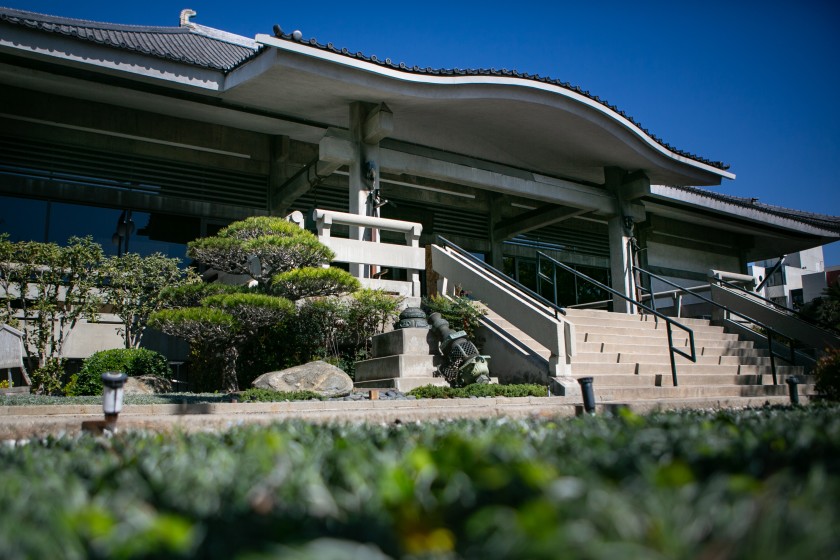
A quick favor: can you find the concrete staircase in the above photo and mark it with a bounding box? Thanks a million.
[563,308,813,407]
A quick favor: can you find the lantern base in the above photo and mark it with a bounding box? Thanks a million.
[81,417,118,434]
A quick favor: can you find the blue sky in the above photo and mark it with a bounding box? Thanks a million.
[6,0,840,265]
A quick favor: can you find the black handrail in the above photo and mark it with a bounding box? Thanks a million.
[713,276,840,337]
[636,266,789,384]
[436,236,566,319]
[537,252,696,386]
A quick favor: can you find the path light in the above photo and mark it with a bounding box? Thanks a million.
[102,371,128,422]
[82,371,128,434]
[785,376,802,405]
[578,377,596,415]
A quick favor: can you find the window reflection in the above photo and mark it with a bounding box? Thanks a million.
[0,194,202,262]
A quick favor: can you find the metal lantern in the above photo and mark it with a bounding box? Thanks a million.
[395,307,429,329]
[101,371,128,422]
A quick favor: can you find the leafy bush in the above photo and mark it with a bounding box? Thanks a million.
[30,358,65,396]
[64,348,170,396]
[422,294,486,340]
[408,383,547,399]
[814,346,840,401]
[239,388,325,402]
[2,407,840,559]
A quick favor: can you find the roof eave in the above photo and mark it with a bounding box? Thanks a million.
[251,33,735,183]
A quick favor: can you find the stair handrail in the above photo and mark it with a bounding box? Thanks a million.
[537,252,696,387]
[712,275,840,337]
[436,236,565,319]
[635,266,787,385]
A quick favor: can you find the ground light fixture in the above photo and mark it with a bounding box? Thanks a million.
[82,371,128,434]
[785,376,802,405]
[578,377,596,415]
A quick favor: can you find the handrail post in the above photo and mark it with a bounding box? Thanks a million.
[767,331,777,385]
[666,324,679,387]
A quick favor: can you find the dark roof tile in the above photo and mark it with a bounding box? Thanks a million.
[0,7,258,72]
[673,186,840,233]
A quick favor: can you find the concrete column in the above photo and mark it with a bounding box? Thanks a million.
[488,193,505,270]
[267,135,290,215]
[608,216,636,314]
[348,103,374,277]
[604,167,640,314]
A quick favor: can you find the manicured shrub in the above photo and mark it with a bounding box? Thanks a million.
[64,348,170,396]
[272,266,360,300]
[408,383,547,399]
[239,388,324,402]
[814,346,840,401]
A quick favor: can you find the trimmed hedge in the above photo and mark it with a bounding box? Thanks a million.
[408,383,547,399]
[238,388,325,402]
[64,348,170,396]
[3,405,839,559]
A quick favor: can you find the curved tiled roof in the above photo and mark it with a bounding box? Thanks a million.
[674,186,840,233]
[0,7,259,72]
[269,25,730,172]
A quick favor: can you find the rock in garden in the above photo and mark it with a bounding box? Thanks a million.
[124,375,173,395]
[252,361,354,398]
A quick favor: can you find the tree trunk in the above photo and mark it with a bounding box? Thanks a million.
[222,345,240,393]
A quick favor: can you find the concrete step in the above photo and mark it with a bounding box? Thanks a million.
[564,309,714,326]
[591,383,805,401]
[354,355,441,382]
[577,340,761,356]
[572,352,771,366]
[612,394,813,412]
[573,324,729,340]
[569,319,725,335]
[653,373,816,387]
[578,333,743,347]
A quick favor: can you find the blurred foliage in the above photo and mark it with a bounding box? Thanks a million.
[65,348,171,396]
[1,405,839,559]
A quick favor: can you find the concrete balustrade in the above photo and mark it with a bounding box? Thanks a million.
[313,209,424,298]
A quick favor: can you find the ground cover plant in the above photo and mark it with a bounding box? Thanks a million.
[2,405,839,559]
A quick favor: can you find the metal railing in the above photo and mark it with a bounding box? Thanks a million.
[636,266,787,384]
[714,276,840,337]
[436,236,566,320]
[536,252,696,386]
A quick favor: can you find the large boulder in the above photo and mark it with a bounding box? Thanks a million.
[252,361,354,398]
[124,375,173,395]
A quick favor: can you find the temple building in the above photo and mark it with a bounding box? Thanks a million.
[1,6,838,354]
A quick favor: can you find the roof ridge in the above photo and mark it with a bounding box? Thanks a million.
[0,6,186,33]
[268,25,731,172]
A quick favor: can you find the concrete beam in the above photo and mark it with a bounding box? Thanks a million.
[494,205,590,240]
[363,103,394,145]
[272,128,354,213]
[621,171,651,200]
[271,158,343,214]
[380,149,618,213]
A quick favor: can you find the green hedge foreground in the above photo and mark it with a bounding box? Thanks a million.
[2,405,839,559]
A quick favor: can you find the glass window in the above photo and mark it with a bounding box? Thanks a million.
[0,196,48,241]
[0,195,202,262]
